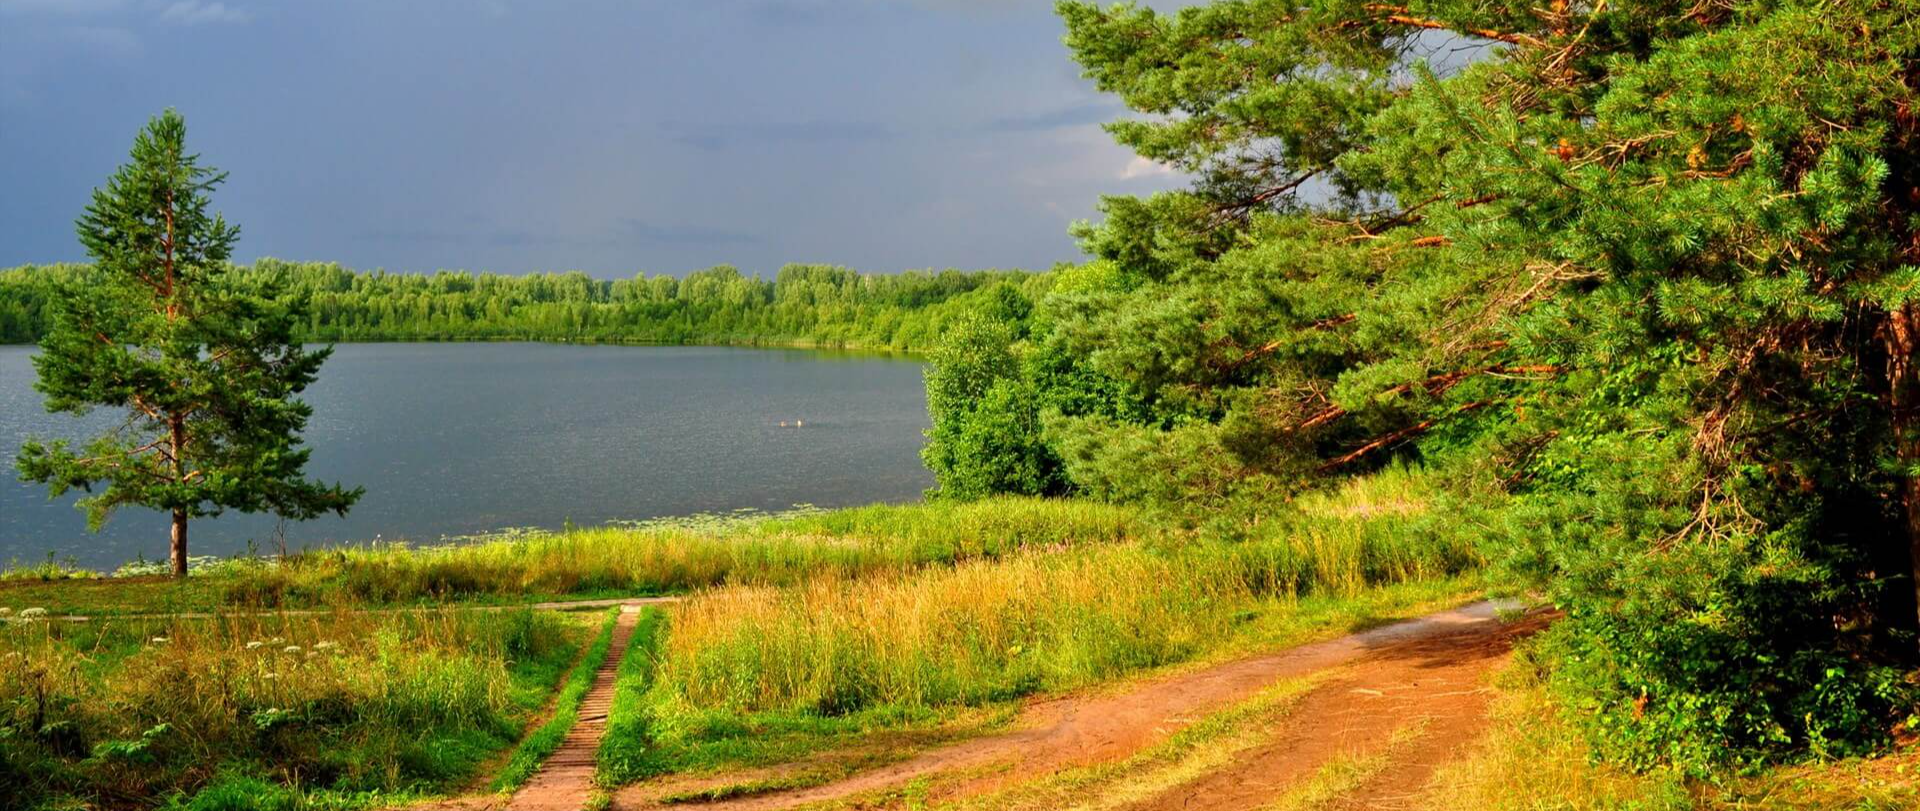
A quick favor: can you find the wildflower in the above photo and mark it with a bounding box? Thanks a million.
[245,641,264,650]
[262,672,278,680]
[282,645,301,654]
[151,637,169,644]
[0,608,12,618]
[312,641,337,651]
[18,608,47,621]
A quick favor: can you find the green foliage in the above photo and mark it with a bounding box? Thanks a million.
[1034,0,1920,774]
[0,260,1045,352]
[173,773,298,811]
[922,313,1067,500]
[14,111,361,575]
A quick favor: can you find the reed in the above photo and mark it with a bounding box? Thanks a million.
[212,497,1146,610]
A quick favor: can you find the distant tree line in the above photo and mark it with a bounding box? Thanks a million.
[0,260,1050,350]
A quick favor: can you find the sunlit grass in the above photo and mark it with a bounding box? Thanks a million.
[0,498,1147,616]
[596,469,1482,791]
[0,607,590,810]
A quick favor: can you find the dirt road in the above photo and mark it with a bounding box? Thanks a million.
[613,601,1544,811]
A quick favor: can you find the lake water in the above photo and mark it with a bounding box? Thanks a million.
[0,343,933,570]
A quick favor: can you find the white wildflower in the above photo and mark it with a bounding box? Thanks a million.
[312,641,337,651]
[151,637,169,644]
[262,672,278,680]
[0,608,13,618]
[245,641,264,650]
[18,608,47,621]
[282,645,301,654]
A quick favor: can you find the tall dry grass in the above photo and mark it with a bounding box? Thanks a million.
[217,497,1143,608]
[647,472,1478,720]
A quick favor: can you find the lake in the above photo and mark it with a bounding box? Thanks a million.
[0,343,933,570]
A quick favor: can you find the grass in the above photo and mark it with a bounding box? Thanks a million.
[489,608,625,792]
[580,470,1482,794]
[0,498,1146,616]
[599,571,1478,797]
[4,470,1501,808]
[0,607,594,810]
[647,529,1474,720]
[1426,656,1920,810]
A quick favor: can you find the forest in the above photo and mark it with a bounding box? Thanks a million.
[0,261,1044,350]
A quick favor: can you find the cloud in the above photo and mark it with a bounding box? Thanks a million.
[362,220,760,250]
[158,1,249,25]
[661,120,893,151]
[0,0,128,15]
[616,219,760,247]
[69,24,141,52]
[1119,155,1174,180]
[986,102,1118,133]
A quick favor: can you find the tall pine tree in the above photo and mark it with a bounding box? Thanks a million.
[16,110,360,577]
[1039,0,1920,768]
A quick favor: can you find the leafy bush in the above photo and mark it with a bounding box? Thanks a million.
[922,314,1067,500]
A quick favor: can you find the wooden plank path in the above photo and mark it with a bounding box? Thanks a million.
[505,603,645,811]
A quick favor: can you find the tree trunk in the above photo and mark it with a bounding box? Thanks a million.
[1884,303,1920,632]
[169,410,189,579]
[170,508,188,579]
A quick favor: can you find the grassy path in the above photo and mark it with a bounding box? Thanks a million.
[505,604,647,810]
[609,601,1546,810]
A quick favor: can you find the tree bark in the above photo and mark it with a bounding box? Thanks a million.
[1884,303,1920,632]
[170,508,188,579]
[169,411,188,579]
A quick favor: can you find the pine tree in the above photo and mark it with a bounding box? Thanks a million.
[16,110,360,577]
[1042,0,1920,768]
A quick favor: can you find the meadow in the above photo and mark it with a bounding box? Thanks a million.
[592,471,1483,788]
[6,472,1910,810]
[0,606,596,810]
[2,475,1488,809]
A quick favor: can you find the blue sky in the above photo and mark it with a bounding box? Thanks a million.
[0,0,1190,277]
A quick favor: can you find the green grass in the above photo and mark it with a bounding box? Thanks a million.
[489,608,626,792]
[0,608,593,811]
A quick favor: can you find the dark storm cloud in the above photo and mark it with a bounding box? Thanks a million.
[660,121,895,152]
[0,0,1188,277]
[986,102,1123,133]
[362,220,760,250]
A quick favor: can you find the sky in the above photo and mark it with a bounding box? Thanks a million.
[0,0,1192,278]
